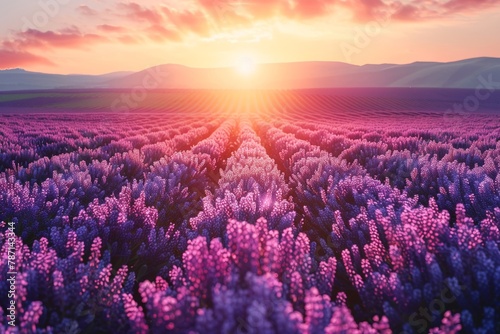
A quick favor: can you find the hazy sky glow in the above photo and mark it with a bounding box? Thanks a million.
[1,0,500,74]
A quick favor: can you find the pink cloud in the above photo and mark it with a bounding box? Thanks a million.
[442,0,499,13]
[161,7,211,36]
[355,0,500,22]
[3,28,106,51]
[111,0,500,42]
[0,50,54,69]
[97,24,126,33]
[0,27,107,69]
[117,3,164,25]
[195,0,500,23]
[147,25,182,42]
[115,2,211,41]
[77,5,98,17]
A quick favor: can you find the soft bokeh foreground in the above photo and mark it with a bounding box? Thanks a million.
[1,90,499,333]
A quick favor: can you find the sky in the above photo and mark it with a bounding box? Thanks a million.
[1,0,500,74]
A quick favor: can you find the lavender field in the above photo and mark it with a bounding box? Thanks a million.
[1,90,500,333]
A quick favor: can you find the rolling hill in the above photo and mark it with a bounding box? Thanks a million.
[1,57,499,91]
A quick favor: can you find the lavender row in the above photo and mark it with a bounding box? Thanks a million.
[0,118,245,332]
[256,120,500,332]
[191,121,295,237]
[274,119,500,222]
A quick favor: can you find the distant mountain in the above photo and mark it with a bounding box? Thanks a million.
[104,62,361,90]
[323,57,500,89]
[1,57,500,91]
[0,69,133,91]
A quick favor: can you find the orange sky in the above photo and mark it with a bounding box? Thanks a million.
[1,1,500,74]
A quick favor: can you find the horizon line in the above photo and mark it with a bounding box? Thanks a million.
[2,56,499,77]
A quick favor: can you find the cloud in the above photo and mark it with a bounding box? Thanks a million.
[161,7,211,36]
[117,2,165,25]
[146,24,182,42]
[0,50,54,69]
[442,0,499,13]
[0,27,107,69]
[111,0,500,43]
[2,27,106,51]
[349,0,500,22]
[191,0,337,28]
[194,0,499,24]
[97,24,126,33]
[77,5,98,17]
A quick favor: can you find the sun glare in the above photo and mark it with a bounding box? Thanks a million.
[235,56,257,76]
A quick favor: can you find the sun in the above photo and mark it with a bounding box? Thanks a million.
[235,56,257,76]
